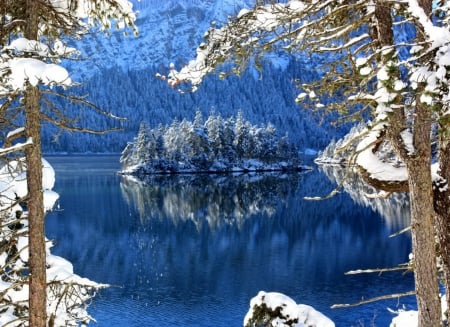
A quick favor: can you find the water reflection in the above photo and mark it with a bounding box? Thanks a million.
[45,156,415,327]
[318,165,410,231]
[120,173,300,230]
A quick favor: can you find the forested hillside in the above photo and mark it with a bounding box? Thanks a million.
[12,0,353,154]
[42,61,347,153]
[30,0,412,154]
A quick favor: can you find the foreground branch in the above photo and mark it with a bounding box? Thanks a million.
[40,113,123,134]
[345,264,410,275]
[331,290,415,309]
[389,226,411,238]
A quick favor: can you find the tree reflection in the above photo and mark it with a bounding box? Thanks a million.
[46,157,414,326]
[318,164,410,231]
[120,173,302,230]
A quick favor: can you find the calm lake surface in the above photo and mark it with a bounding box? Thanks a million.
[45,155,415,326]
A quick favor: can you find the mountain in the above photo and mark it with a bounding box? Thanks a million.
[69,0,253,78]
[43,1,347,154]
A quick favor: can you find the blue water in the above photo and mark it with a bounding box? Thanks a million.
[45,155,415,326]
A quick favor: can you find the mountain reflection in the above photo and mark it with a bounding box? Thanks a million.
[120,173,301,230]
[318,165,410,231]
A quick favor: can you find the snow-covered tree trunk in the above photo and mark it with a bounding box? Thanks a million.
[1,1,137,325]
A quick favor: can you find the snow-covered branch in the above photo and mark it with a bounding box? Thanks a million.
[160,1,310,90]
[0,139,33,158]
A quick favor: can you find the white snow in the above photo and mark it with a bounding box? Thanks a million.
[7,38,50,56]
[390,294,448,327]
[355,125,408,183]
[0,157,58,213]
[390,310,418,327]
[244,291,335,327]
[6,127,25,140]
[8,58,72,90]
[359,66,372,76]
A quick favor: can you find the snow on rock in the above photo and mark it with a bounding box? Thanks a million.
[243,291,335,327]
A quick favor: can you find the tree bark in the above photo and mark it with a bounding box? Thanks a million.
[409,177,441,327]
[409,2,443,325]
[24,85,47,327]
[25,1,47,326]
[406,121,441,327]
[434,142,450,314]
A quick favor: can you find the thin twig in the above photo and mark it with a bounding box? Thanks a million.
[331,290,416,309]
[345,264,410,275]
[389,225,411,238]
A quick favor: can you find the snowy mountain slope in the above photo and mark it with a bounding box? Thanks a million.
[44,0,347,154]
[71,0,252,78]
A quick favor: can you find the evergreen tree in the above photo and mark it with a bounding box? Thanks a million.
[234,111,250,159]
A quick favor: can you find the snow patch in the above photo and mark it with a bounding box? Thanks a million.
[244,291,335,327]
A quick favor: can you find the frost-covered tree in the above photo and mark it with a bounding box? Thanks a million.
[0,1,136,326]
[161,1,450,325]
[205,111,225,157]
[234,110,251,158]
[136,122,153,163]
[120,112,300,174]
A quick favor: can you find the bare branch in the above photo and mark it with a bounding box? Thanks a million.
[41,90,127,121]
[345,264,411,275]
[389,225,412,238]
[40,113,123,134]
[331,290,415,309]
[0,138,33,157]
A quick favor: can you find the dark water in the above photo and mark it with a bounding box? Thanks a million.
[45,155,415,326]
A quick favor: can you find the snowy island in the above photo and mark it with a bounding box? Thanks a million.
[120,111,308,175]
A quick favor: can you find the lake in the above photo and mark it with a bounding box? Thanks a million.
[45,155,415,326]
